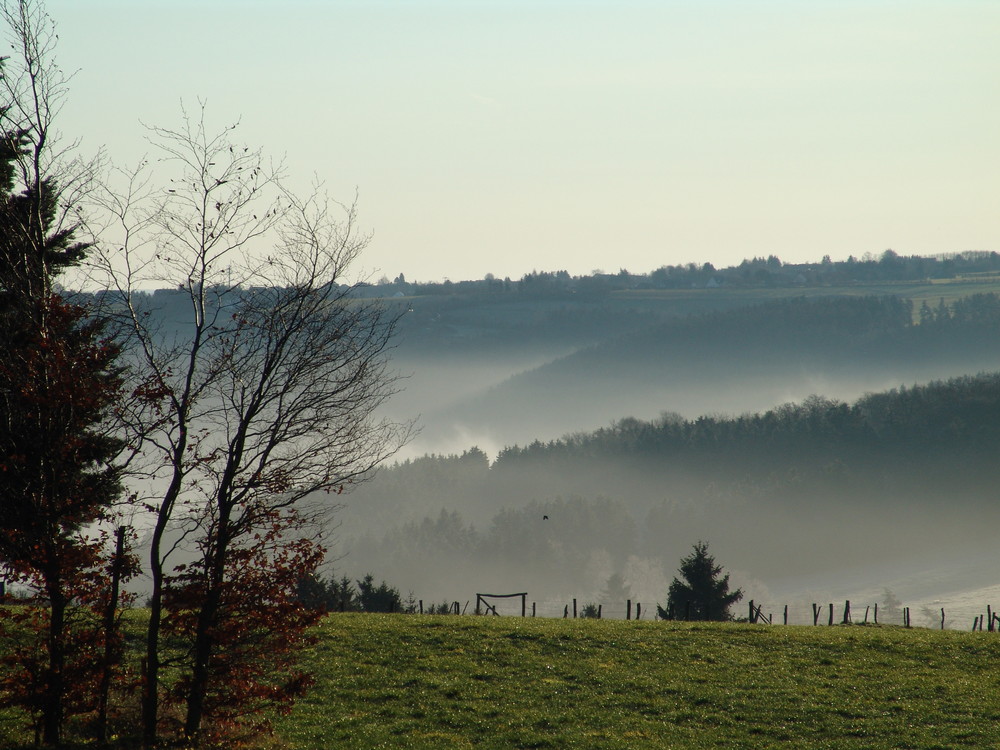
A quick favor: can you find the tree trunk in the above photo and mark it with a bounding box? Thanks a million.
[183,515,233,740]
[142,536,165,749]
[183,586,222,740]
[96,526,126,742]
[43,586,65,747]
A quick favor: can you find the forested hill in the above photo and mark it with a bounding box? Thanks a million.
[505,292,1000,376]
[493,372,1000,480]
[423,292,1000,448]
[341,370,1000,598]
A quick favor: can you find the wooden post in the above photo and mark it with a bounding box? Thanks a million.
[563,605,569,618]
[597,604,602,619]
[812,603,821,626]
[522,596,526,618]
[842,600,851,625]
[532,602,536,617]
[904,607,910,628]
[636,603,641,620]
[828,603,834,626]
[988,605,993,632]
[627,599,632,621]
[874,602,878,625]
[783,605,788,626]
[419,600,423,615]
[749,600,755,624]
[940,608,945,630]
[453,601,459,615]
[573,598,577,618]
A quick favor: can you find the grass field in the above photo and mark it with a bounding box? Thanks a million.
[275,614,1000,749]
[3,613,1000,748]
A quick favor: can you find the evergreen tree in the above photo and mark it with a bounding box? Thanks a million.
[0,119,126,745]
[658,542,743,621]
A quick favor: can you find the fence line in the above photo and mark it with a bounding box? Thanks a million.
[404,595,1000,631]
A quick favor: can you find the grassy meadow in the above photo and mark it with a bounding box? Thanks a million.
[275,614,1000,749]
[2,606,1000,748]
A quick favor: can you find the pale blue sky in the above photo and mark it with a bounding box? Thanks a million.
[46,1,1000,282]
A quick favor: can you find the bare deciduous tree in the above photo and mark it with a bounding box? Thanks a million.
[88,107,410,745]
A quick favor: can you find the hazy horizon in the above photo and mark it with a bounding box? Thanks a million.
[47,1,999,285]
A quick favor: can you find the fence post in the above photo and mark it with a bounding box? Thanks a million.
[749,600,755,624]
[989,606,994,632]
[627,599,632,621]
[812,603,820,626]
[783,605,788,626]
[563,605,569,618]
[828,603,834,626]
[419,600,423,615]
[573,599,577,618]
[940,608,945,630]
[874,602,878,625]
[842,600,851,625]
[598,604,602,619]
[636,603,641,620]
[532,602,536,617]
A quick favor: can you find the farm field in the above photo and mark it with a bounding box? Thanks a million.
[275,614,1000,749]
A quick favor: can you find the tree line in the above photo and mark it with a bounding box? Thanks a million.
[0,2,406,747]
[350,248,1000,299]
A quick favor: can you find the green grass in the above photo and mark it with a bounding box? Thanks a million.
[5,614,1000,748]
[274,615,1000,749]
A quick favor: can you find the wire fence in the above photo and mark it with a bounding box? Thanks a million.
[412,594,1000,632]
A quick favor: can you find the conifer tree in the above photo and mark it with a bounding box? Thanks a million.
[658,542,743,621]
[0,8,128,742]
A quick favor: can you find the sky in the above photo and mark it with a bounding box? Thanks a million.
[41,0,1000,283]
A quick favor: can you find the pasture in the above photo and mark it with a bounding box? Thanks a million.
[277,614,1000,749]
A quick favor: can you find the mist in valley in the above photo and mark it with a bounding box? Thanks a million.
[330,291,1000,624]
[110,283,1000,626]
